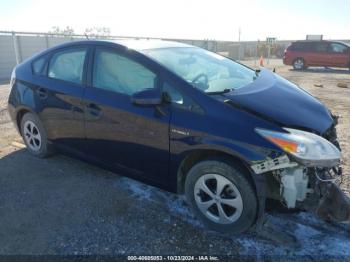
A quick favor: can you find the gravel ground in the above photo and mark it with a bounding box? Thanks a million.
[0,61,350,258]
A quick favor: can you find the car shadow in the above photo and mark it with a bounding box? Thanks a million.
[289,67,350,74]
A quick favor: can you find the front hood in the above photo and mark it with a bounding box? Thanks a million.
[218,69,334,134]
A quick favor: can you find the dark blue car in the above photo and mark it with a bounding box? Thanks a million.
[8,40,346,234]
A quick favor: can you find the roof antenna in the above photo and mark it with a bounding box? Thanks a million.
[84,33,90,40]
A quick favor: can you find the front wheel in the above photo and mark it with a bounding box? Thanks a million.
[20,112,53,158]
[185,158,257,234]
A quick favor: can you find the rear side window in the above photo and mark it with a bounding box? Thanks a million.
[312,42,328,52]
[48,48,87,85]
[93,48,156,95]
[32,55,48,76]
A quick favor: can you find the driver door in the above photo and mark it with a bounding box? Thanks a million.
[83,46,170,185]
[328,43,350,67]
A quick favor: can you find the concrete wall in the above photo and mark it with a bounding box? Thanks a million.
[0,35,17,81]
[1,32,349,81]
[0,34,231,81]
[0,34,87,81]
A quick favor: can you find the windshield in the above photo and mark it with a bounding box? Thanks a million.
[142,47,257,93]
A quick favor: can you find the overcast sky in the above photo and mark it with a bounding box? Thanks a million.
[1,0,349,41]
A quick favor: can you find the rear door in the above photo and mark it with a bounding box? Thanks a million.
[328,42,350,67]
[83,46,170,184]
[307,42,331,66]
[35,46,88,149]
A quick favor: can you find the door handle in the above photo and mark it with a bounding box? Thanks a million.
[86,103,101,117]
[36,87,48,99]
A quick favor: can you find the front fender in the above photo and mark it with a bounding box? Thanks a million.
[170,136,270,226]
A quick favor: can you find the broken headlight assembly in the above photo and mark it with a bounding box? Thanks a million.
[255,127,341,167]
[255,127,350,223]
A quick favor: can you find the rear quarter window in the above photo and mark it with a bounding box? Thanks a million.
[289,42,309,51]
[32,54,49,76]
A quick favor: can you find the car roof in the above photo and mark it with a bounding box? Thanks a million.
[26,39,195,64]
[292,40,350,46]
[113,39,194,50]
[52,39,194,51]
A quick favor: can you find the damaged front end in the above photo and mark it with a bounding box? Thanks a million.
[252,125,350,224]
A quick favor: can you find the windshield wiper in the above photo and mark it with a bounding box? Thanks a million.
[205,88,232,95]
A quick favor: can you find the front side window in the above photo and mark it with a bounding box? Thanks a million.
[48,48,87,84]
[93,48,156,95]
[329,43,348,53]
[142,47,256,94]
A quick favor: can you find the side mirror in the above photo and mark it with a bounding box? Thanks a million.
[131,88,162,106]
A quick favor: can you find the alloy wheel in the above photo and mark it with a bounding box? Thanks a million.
[23,120,42,152]
[294,59,304,70]
[194,174,243,224]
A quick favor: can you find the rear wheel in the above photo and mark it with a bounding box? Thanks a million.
[185,158,257,234]
[20,113,53,158]
[293,58,305,70]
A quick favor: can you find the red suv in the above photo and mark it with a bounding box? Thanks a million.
[283,40,350,70]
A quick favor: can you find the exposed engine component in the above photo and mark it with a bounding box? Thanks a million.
[276,164,350,223]
[279,167,310,208]
[251,155,297,174]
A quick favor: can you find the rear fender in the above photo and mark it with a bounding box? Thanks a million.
[8,80,42,132]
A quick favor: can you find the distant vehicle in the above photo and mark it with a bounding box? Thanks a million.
[7,40,349,234]
[283,40,350,70]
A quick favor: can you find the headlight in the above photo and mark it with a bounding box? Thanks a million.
[256,127,341,167]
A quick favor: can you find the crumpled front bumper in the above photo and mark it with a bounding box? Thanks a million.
[251,115,350,224]
[316,180,350,223]
[314,119,350,223]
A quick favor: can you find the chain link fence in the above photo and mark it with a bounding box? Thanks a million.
[0,30,303,82]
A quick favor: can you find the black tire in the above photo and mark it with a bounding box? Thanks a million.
[185,158,257,234]
[293,58,305,70]
[20,112,53,158]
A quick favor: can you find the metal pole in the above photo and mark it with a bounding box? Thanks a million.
[11,32,22,64]
[238,28,241,61]
[255,41,259,66]
[44,35,49,48]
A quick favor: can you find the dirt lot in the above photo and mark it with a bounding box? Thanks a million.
[0,61,350,258]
